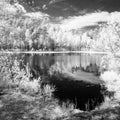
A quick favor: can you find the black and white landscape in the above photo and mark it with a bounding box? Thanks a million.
[0,0,120,120]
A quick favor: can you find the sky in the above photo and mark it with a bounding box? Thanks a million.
[19,0,120,16]
[51,0,120,16]
[19,0,120,31]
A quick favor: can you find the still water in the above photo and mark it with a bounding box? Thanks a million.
[18,53,106,111]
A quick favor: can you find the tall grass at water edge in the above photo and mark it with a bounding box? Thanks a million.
[99,53,120,108]
[0,53,77,120]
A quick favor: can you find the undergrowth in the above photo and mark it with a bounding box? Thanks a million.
[100,53,120,107]
[0,53,76,120]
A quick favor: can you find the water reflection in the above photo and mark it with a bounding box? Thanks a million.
[24,54,101,77]
[21,53,105,110]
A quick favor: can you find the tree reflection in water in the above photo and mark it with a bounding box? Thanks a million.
[20,53,106,111]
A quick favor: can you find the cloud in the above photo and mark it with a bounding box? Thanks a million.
[60,11,120,31]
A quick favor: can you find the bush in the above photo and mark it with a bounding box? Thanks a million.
[0,53,76,120]
[100,54,120,104]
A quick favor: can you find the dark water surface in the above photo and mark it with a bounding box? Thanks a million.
[18,53,106,111]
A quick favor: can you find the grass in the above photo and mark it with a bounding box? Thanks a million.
[0,53,78,120]
[1,53,120,119]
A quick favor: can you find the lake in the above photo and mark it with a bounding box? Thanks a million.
[17,53,107,111]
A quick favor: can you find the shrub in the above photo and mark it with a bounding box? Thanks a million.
[0,53,77,119]
[100,54,120,103]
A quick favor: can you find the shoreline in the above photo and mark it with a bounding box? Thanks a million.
[0,50,110,54]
